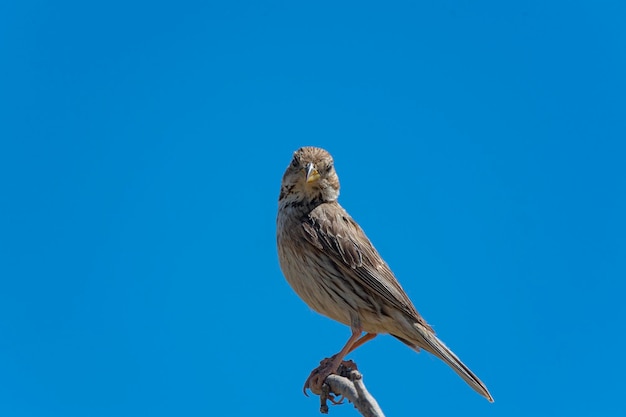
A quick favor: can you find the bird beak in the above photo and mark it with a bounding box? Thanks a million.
[305,163,320,183]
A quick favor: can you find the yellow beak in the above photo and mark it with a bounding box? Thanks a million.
[305,163,320,183]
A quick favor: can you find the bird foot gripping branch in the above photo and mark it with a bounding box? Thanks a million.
[308,360,385,416]
[304,360,364,414]
[304,358,359,397]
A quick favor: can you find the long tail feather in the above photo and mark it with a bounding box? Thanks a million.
[395,326,494,402]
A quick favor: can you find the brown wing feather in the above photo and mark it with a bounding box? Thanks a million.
[301,202,432,331]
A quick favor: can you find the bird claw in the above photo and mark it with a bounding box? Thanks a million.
[303,356,337,396]
[327,392,345,405]
[303,357,359,396]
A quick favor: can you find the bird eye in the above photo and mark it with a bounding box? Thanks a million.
[291,158,299,168]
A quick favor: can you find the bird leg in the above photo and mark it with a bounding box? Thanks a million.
[303,328,377,395]
[348,332,377,353]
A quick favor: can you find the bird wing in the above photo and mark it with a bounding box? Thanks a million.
[301,202,432,330]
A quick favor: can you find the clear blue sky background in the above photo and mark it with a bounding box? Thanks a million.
[1,1,625,416]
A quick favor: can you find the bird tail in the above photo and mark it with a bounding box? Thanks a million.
[396,325,494,402]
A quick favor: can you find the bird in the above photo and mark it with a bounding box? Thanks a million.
[276,146,493,402]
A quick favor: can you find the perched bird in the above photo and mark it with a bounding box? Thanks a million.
[276,146,493,402]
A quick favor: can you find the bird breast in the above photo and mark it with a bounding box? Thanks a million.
[277,210,353,327]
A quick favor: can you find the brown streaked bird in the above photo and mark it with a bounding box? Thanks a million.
[276,146,493,402]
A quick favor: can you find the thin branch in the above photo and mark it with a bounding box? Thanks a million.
[309,361,385,417]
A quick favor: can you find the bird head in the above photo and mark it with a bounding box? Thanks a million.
[279,147,340,207]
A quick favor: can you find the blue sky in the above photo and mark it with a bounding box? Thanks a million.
[1,1,625,416]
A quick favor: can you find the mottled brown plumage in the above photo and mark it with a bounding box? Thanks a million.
[276,146,493,402]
